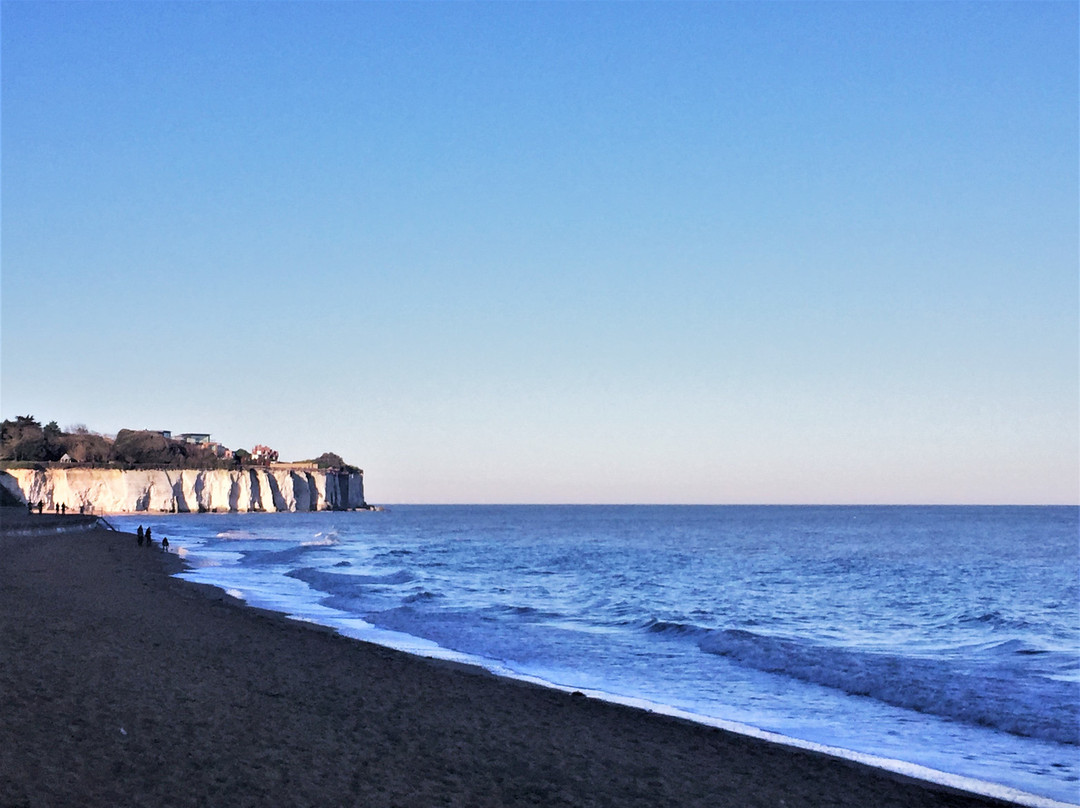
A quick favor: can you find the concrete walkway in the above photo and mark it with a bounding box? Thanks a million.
[0,507,105,536]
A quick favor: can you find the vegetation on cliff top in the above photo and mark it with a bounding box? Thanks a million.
[0,416,359,473]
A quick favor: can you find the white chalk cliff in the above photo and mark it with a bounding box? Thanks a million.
[0,468,365,514]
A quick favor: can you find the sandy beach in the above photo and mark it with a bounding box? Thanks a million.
[0,511,1025,808]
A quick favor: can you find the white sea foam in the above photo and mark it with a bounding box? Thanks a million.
[216,530,258,540]
[301,537,339,547]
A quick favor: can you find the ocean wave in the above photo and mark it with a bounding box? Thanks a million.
[955,610,1033,632]
[984,638,1047,657]
[303,529,340,546]
[242,544,334,566]
[301,536,339,547]
[404,590,442,604]
[487,603,564,621]
[364,604,578,670]
[215,530,259,540]
[696,628,1079,745]
[642,618,711,639]
[286,566,415,595]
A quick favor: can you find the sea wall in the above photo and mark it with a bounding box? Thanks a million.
[0,468,365,514]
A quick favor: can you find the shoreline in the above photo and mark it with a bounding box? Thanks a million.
[0,516,1045,807]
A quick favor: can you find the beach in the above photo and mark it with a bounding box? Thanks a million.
[0,513,1025,808]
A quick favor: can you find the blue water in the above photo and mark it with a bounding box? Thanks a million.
[113,506,1080,805]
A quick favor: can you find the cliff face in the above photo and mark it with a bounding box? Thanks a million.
[0,468,365,514]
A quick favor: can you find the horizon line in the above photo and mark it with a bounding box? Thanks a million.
[368,502,1080,508]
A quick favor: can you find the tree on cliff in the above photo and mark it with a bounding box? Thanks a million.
[309,452,360,473]
[60,431,112,464]
[42,421,65,459]
[0,415,65,462]
[108,429,229,469]
[0,417,356,473]
[112,429,215,467]
[110,429,181,466]
[0,416,42,460]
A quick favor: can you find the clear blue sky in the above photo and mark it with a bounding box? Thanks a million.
[2,1,1077,504]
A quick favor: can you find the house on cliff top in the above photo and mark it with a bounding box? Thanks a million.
[251,444,279,464]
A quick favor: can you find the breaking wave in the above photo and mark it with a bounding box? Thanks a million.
[215,530,259,540]
[286,566,416,592]
[648,624,1080,746]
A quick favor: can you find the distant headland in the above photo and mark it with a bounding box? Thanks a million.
[0,416,366,514]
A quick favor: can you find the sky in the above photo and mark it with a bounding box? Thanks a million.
[2,1,1077,505]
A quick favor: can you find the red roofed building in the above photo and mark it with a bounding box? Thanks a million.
[251,444,278,464]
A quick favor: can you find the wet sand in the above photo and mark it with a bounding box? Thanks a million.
[0,514,1023,807]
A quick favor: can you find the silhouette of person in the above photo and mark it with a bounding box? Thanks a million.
[137,526,145,547]
[145,527,152,546]
[161,536,170,552]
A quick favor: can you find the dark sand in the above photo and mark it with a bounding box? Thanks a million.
[0,512,1024,807]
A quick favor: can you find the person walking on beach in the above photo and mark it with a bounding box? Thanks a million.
[145,527,152,547]
[137,526,144,547]
[161,536,169,552]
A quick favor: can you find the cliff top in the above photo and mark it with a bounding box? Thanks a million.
[0,417,359,474]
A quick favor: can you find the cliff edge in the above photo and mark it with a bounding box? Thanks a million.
[0,467,365,514]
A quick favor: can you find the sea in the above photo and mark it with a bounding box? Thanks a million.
[111,505,1079,806]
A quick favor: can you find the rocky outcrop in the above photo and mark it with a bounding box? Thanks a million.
[0,468,365,514]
